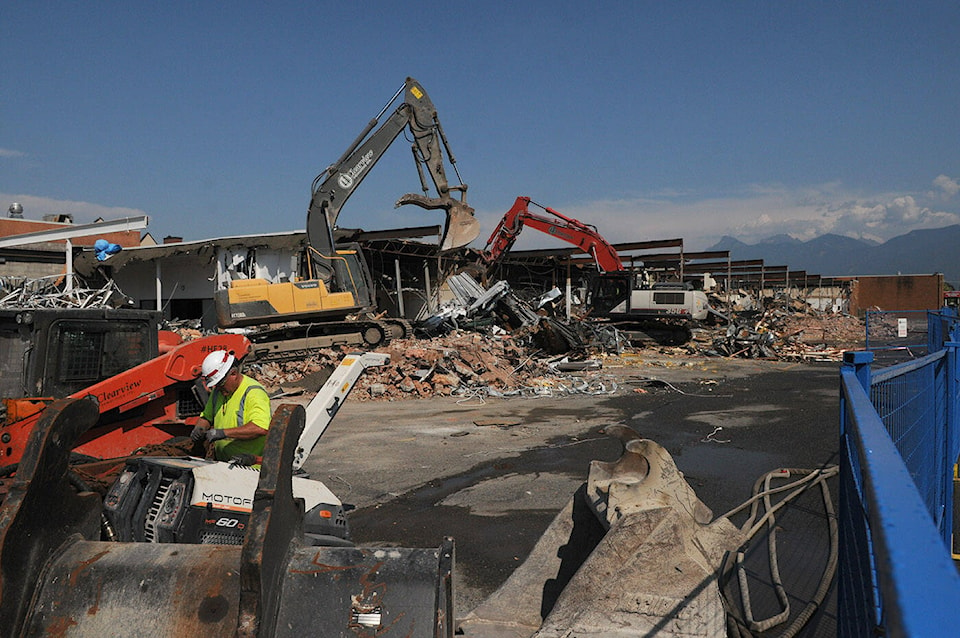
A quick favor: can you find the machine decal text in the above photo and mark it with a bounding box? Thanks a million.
[337,150,374,189]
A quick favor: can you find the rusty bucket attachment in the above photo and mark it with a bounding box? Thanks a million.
[0,399,454,637]
[457,425,742,638]
[396,193,480,252]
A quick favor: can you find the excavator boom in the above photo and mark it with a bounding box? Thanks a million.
[483,196,625,273]
[308,76,478,263]
[215,78,477,336]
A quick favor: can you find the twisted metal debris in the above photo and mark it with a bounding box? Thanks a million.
[454,375,620,400]
[0,276,132,309]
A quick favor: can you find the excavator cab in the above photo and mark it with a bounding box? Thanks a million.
[0,308,160,401]
[586,272,632,316]
[213,242,376,328]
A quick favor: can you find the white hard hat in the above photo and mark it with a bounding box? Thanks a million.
[201,350,235,390]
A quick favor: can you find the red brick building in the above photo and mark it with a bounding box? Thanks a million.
[847,273,944,315]
[0,215,143,280]
[0,217,141,248]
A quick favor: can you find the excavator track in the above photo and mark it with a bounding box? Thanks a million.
[380,317,414,341]
[612,320,693,347]
[247,319,406,363]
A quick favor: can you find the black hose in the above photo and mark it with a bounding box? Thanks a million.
[719,466,839,637]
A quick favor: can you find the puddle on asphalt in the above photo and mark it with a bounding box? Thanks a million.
[685,404,785,429]
[439,472,584,515]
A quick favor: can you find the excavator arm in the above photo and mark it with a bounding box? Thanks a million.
[482,196,625,273]
[215,78,477,331]
[307,77,478,269]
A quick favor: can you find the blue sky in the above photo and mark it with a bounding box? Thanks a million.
[3,2,959,251]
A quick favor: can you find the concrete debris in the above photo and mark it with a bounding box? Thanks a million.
[161,289,866,401]
[233,331,615,402]
[418,275,862,362]
[707,321,779,359]
[695,299,863,362]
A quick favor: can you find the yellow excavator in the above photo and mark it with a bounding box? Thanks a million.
[214,77,479,358]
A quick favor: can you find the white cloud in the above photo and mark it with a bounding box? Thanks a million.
[8,177,960,255]
[933,174,960,199]
[0,192,150,225]
[0,148,25,158]
[472,179,960,252]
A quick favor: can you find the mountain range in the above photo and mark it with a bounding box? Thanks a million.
[706,225,960,287]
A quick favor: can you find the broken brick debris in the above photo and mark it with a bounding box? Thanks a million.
[165,296,867,403]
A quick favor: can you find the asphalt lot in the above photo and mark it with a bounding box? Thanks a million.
[297,354,840,635]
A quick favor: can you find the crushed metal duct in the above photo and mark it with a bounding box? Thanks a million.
[420,273,539,336]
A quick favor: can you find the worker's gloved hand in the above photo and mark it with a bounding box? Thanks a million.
[190,425,207,442]
[229,453,258,467]
[205,428,227,443]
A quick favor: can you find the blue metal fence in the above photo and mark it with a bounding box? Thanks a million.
[870,353,949,531]
[864,309,931,365]
[839,309,960,636]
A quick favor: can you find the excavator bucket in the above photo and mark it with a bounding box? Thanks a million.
[457,425,742,637]
[0,399,454,637]
[396,193,480,252]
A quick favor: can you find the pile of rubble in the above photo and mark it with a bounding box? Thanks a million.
[417,272,612,354]
[244,332,624,402]
[231,285,869,398]
[696,304,864,362]
[421,274,867,363]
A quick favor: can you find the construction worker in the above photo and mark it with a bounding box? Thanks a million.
[191,350,270,466]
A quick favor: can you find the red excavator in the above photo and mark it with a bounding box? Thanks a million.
[482,196,710,344]
[482,196,626,274]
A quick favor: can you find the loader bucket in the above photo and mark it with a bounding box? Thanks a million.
[0,399,454,637]
[396,193,480,252]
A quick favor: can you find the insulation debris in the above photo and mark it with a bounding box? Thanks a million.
[419,272,540,335]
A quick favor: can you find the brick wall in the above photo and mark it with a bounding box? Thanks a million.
[0,262,64,279]
[849,273,944,315]
[0,218,141,247]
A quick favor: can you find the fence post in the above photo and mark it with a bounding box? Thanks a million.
[947,342,960,468]
[945,341,960,555]
[841,351,873,441]
[929,310,942,353]
[843,350,873,388]
[864,310,872,350]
